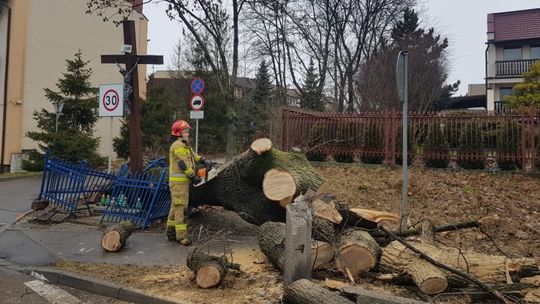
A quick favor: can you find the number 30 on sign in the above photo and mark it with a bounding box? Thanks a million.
[99,84,124,117]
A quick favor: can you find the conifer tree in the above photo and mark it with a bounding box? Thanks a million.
[505,61,540,109]
[300,59,324,111]
[24,51,104,170]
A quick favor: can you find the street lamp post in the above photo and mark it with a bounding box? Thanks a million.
[53,101,64,133]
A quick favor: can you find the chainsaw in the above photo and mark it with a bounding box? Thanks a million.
[193,163,218,187]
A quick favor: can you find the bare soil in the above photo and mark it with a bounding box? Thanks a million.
[54,165,540,303]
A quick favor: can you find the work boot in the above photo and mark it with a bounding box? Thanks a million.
[177,236,192,246]
[166,227,176,241]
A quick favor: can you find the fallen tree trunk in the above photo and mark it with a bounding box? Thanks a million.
[186,249,240,288]
[258,221,334,271]
[189,138,325,225]
[283,279,354,304]
[101,221,135,252]
[335,229,380,278]
[369,221,480,239]
[381,240,538,285]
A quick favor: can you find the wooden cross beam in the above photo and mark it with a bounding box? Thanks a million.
[101,20,163,172]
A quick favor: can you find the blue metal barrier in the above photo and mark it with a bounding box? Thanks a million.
[38,150,116,215]
[100,157,171,229]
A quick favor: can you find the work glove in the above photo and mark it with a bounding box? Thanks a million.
[203,159,213,171]
[190,174,202,185]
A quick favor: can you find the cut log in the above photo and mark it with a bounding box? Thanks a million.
[258,222,334,271]
[311,241,334,270]
[283,279,354,304]
[311,193,342,224]
[311,216,337,243]
[186,249,239,288]
[190,138,325,225]
[263,169,297,202]
[369,220,481,239]
[101,221,135,252]
[335,229,380,277]
[381,240,538,285]
[380,241,448,294]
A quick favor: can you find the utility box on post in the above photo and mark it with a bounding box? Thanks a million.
[283,194,312,285]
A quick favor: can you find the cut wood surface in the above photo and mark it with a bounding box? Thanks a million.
[186,249,239,288]
[349,208,399,223]
[335,200,378,229]
[250,138,272,155]
[283,279,354,304]
[311,193,342,224]
[335,229,380,277]
[263,169,297,202]
[101,221,135,252]
[258,222,334,271]
[189,138,325,225]
[381,240,538,285]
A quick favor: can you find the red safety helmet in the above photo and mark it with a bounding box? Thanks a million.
[171,120,191,137]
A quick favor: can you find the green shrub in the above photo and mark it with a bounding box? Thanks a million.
[497,121,521,170]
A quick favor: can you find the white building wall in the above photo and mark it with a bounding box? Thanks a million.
[23,0,147,157]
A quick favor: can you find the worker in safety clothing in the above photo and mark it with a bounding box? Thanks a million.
[166,120,212,245]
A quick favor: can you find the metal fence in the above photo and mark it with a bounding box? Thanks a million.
[281,109,540,172]
[100,157,171,229]
[38,151,172,229]
[38,150,116,215]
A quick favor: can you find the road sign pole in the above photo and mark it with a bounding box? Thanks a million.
[108,117,113,172]
[195,119,199,154]
[396,51,409,232]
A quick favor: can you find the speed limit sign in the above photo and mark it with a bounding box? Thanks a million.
[99,84,124,117]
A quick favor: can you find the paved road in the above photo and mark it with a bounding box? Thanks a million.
[0,267,127,304]
[0,176,41,225]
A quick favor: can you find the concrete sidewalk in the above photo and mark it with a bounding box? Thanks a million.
[1,227,258,266]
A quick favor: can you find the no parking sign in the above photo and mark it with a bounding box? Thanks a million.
[99,84,124,117]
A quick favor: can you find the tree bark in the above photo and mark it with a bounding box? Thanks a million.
[283,279,354,304]
[186,249,239,288]
[101,221,135,252]
[381,240,538,285]
[258,221,334,271]
[335,229,380,278]
[190,138,325,225]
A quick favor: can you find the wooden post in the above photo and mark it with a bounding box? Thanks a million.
[101,20,163,172]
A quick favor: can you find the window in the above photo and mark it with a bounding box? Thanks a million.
[500,87,514,100]
[532,46,540,60]
[503,47,521,60]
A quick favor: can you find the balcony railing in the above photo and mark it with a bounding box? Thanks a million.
[494,100,506,113]
[495,59,539,77]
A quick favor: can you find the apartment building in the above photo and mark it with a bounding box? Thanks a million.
[0,0,149,172]
[486,8,540,112]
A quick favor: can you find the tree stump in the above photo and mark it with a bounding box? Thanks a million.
[101,221,135,252]
[189,138,325,225]
[186,249,239,288]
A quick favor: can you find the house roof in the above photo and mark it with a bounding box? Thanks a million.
[488,8,540,42]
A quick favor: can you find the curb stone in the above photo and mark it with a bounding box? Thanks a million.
[5,265,179,304]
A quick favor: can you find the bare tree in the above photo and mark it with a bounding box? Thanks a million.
[87,0,246,157]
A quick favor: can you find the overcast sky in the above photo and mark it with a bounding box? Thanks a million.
[144,1,540,96]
